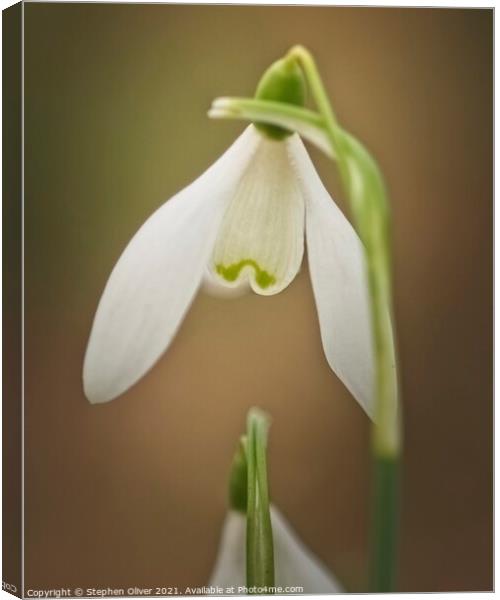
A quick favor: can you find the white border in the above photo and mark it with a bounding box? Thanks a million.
[0,2,494,599]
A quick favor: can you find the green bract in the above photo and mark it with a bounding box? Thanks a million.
[254,57,306,140]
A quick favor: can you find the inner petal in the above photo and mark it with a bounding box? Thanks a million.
[210,133,305,296]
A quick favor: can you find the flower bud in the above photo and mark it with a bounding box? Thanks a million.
[228,439,247,513]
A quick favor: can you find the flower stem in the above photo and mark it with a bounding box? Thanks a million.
[288,45,402,592]
[371,456,399,591]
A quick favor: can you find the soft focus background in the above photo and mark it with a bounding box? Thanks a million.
[23,4,492,593]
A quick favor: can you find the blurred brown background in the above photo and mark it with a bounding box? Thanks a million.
[22,4,492,593]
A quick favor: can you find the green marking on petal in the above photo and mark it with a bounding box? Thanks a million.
[216,259,276,289]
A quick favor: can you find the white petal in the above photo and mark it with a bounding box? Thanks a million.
[83,127,260,404]
[209,129,305,296]
[288,136,375,419]
[209,507,342,593]
[271,506,343,593]
[208,511,246,589]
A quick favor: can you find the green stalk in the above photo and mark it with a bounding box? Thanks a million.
[371,457,400,591]
[287,45,401,592]
[209,98,333,158]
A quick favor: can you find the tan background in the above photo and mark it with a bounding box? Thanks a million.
[22,4,492,593]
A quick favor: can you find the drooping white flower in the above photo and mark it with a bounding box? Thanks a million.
[209,506,342,593]
[83,125,374,416]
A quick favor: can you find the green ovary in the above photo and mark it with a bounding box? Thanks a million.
[216,259,276,289]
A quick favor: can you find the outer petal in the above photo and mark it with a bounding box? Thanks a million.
[208,511,246,589]
[209,507,342,593]
[287,135,375,419]
[83,127,260,404]
[209,132,305,296]
[271,506,343,593]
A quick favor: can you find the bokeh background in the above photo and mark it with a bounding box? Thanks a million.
[22,4,492,593]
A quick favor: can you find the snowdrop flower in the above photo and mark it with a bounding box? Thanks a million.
[83,58,374,417]
[209,506,342,594]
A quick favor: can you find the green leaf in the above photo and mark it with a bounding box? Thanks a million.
[245,408,274,592]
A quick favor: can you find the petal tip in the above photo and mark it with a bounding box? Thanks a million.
[82,373,112,405]
[82,351,122,405]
